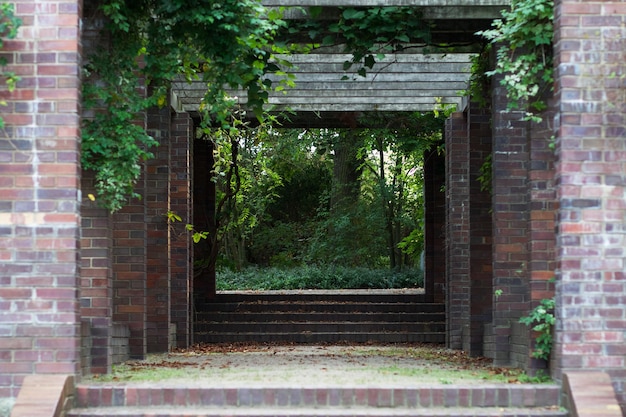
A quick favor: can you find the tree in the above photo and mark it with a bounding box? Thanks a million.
[359,112,445,269]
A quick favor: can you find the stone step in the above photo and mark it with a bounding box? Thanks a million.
[194,331,446,344]
[198,303,444,314]
[195,321,445,333]
[196,311,445,323]
[205,292,428,304]
[71,385,563,409]
[67,406,567,417]
[195,292,445,345]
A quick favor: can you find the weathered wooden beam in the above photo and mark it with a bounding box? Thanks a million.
[170,53,472,114]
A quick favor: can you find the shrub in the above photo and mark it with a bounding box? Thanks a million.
[216,265,423,291]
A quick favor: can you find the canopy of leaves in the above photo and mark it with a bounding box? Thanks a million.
[82,0,292,211]
[477,0,554,120]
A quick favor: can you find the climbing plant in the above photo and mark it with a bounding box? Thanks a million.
[0,3,21,129]
[477,0,554,121]
[82,0,294,212]
[519,297,555,361]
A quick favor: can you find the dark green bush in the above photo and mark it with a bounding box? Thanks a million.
[216,265,423,291]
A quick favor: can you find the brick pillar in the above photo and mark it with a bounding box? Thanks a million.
[491,80,530,367]
[526,102,557,372]
[146,104,171,353]
[80,172,113,375]
[0,0,82,397]
[468,102,493,357]
[554,0,626,405]
[112,186,147,360]
[170,112,193,348]
[423,146,446,304]
[445,112,470,350]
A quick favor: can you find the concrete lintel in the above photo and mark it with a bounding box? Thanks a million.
[278,4,507,20]
[262,0,510,10]
[181,100,464,113]
[170,90,184,113]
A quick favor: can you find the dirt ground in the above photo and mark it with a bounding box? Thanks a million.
[90,343,537,387]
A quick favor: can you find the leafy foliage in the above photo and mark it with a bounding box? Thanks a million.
[0,3,21,129]
[208,123,285,271]
[477,154,492,194]
[464,45,492,109]
[358,112,445,268]
[167,211,208,244]
[478,0,553,121]
[83,0,292,211]
[519,297,555,361]
[217,265,423,291]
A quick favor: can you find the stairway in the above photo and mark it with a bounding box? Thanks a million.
[194,290,446,344]
[67,384,567,417]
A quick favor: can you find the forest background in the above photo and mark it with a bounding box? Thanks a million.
[206,111,446,291]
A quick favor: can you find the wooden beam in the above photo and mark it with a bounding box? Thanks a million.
[171,53,472,114]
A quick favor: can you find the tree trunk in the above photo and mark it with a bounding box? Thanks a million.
[331,129,363,212]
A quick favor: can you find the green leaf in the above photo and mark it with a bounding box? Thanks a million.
[342,8,366,20]
[364,54,376,69]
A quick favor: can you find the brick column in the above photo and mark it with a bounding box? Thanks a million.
[112,186,147,360]
[445,111,470,350]
[146,104,171,353]
[554,0,626,404]
[0,0,82,397]
[170,112,193,348]
[79,173,113,375]
[526,103,557,372]
[491,80,530,367]
[468,102,493,357]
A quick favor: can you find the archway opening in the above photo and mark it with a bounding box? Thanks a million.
[191,111,447,301]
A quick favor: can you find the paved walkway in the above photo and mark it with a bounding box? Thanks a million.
[88,343,531,387]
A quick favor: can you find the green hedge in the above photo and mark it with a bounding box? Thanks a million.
[216,265,423,291]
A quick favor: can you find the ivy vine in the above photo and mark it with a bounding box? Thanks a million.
[0,3,21,129]
[82,0,293,212]
[477,0,554,121]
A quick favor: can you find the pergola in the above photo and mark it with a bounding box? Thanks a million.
[171,0,510,122]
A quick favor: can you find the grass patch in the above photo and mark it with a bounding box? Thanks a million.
[217,265,423,291]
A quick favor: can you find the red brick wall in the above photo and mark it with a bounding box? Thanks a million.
[553,0,626,404]
[0,0,82,397]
